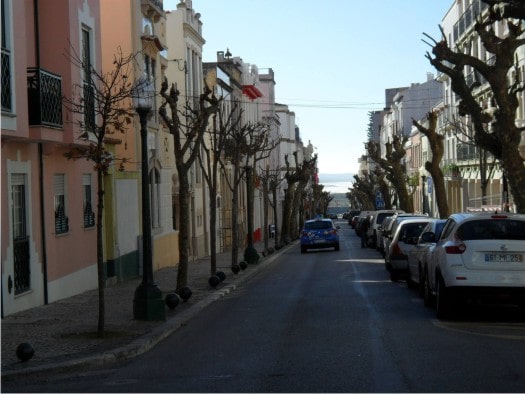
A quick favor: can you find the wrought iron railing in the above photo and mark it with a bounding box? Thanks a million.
[83,82,96,132]
[14,236,30,295]
[84,202,95,228]
[27,67,63,128]
[55,204,69,234]
[1,48,12,112]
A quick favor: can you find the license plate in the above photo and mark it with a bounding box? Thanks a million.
[314,239,326,244]
[485,253,523,263]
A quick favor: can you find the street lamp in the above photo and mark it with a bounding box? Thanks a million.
[132,78,165,321]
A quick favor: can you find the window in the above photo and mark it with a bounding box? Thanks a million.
[1,0,12,112]
[82,27,95,132]
[11,173,30,294]
[144,54,157,119]
[82,174,95,228]
[54,174,69,234]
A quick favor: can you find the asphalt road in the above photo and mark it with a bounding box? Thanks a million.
[5,221,525,392]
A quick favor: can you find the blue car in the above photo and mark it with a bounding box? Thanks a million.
[300,218,340,253]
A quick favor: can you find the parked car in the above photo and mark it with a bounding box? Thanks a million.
[385,218,434,281]
[367,209,405,249]
[381,213,428,257]
[349,215,359,229]
[355,214,372,238]
[422,212,525,319]
[407,219,447,294]
[300,217,340,253]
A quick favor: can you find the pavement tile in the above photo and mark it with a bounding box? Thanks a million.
[1,241,289,380]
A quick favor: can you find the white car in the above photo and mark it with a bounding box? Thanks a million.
[422,212,525,319]
[407,219,446,294]
[367,209,405,249]
[385,218,434,282]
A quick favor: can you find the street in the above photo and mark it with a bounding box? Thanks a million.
[4,221,525,393]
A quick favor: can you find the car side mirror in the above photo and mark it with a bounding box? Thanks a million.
[420,232,436,243]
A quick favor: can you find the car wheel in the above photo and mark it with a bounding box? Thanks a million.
[436,276,451,319]
[423,271,433,308]
[417,265,424,296]
[406,270,416,289]
[390,269,400,282]
[335,243,340,251]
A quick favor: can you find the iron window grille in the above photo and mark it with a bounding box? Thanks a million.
[1,48,12,112]
[54,175,69,234]
[12,175,30,295]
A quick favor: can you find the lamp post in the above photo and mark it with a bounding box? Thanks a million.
[133,79,165,321]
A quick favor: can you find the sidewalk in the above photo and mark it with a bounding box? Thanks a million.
[1,240,292,380]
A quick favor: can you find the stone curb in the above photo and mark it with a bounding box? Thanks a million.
[1,243,293,381]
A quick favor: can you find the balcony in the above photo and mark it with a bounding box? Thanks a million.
[1,48,12,112]
[141,0,163,21]
[27,67,63,128]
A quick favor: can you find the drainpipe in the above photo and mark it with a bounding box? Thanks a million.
[34,0,48,304]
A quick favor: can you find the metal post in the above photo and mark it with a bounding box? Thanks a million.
[421,175,427,214]
[133,107,165,321]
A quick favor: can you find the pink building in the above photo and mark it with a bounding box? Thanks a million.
[1,0,100,316]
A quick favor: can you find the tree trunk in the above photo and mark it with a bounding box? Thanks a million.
[262,174,269,252]
[208,182,217,276]
[502,142,525,213]
[96,169,105,337]
[427,161,450,218]
[272,182,279,249]
[176,173,191,291]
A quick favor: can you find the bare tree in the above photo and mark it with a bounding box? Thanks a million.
[63,47,140,337]
[347,172,377,211]
[221,119,272,269]
[424,2,525,212]
[198,101,240,276]
[259,166,284,252]
[367,136,413,212]
[159,79,219,291]
[280,152,318,244]
[412,111,450,218]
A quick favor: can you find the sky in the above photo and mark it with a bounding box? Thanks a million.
[164,0,453,175]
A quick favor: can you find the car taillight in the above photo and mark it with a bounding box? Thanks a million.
[445,242,466,254]
[392,241,404,257]
[330,229,337,235]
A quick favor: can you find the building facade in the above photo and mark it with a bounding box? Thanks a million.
[1,0,101,316]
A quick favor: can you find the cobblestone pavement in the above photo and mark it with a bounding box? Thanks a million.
[1,240,289,380]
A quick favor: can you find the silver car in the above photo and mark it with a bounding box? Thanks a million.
[385,218,434,282]
[407,219,446,295]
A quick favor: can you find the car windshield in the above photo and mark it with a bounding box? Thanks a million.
[304,221,332,230]
[456,219,525,241]
[400,223,428,240]
[377,213,393,224]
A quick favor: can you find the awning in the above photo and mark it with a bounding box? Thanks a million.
[242,84,263,100]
